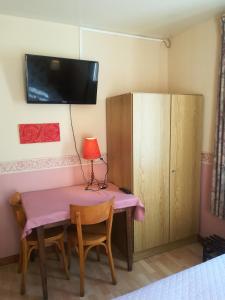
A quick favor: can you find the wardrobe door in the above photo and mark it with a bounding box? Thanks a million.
[133,93,170,252]
[170,94,202,242]
[106,94,133,190]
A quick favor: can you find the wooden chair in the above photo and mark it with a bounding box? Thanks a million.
[68,199,117,297]
[9,192,70,295]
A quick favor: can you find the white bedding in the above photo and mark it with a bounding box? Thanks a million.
[113,254,225,300]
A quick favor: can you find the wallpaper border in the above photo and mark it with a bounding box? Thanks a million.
[0,154,106,175]
[0,152,212,175]
[201,152,214,165]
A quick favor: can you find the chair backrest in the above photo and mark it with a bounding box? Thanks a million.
[9,192,26,231]
[70,198,114,226]
[70,198,114,245]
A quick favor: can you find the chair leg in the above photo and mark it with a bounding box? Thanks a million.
[79,250,85,297]
[106,243,117,285]
[59,239,70,280]
[18,246,22,274]
[96,245,100,261]
[20,242,28,295]
[54,243,61,261]
[67,236,72,270]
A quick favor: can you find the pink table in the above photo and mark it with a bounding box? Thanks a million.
[21,183,144,300]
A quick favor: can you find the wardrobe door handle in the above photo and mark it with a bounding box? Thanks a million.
[171,170,176,173]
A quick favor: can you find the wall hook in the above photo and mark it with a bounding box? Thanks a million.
[162,39,171,48]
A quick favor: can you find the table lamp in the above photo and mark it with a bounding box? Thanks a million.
[83,137,101,190]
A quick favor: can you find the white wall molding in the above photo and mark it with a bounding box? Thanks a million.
[0,154,106,175]
[80,26,163,42]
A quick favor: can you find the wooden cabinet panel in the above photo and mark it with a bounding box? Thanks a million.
[170,95,202,242]
[133,93,171,252]
[106,92,202,257]
[106,94,133,191]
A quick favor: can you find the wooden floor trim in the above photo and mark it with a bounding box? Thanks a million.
[0,243,202,299]
[134,235,198,261]
[0,254,19,266]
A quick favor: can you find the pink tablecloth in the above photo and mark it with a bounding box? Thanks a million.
[21,183,144,237]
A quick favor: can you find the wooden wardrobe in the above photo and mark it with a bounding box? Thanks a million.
[106,93,202,259]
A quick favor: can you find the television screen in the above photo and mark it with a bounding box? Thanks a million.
[25,54,99,104]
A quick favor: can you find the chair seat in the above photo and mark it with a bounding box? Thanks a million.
[68,222,106,246]
[68,222,106,234]
[69,228,107,246]
[26,226,64,245]
[82,232,107,246]
[83,222,106,235]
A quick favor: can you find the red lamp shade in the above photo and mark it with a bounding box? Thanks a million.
[83,137,101,160]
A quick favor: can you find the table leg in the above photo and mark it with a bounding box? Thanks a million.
[37,226,48,300]
[126,207,133,271]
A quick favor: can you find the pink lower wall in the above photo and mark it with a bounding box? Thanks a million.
[0,163,105,258]
[200,158,225,238]
[1,155,225,259]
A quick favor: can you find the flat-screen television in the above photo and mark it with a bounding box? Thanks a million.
[25,54,99,104]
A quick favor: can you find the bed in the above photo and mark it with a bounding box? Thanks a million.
[113,254,225,300]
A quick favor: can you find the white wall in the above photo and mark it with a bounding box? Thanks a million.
[0,14,168,163]
[74,29,168,154]
[0,15,80,162]
[168,16,225,239]
[168,17,220,152]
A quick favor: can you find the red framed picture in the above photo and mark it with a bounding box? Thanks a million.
[19,123,60,144]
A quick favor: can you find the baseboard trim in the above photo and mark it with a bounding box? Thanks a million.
[0,254,19,266]
[134,235,198,261]
[0,236,202,266]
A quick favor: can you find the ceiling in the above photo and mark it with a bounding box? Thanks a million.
[0,0,224,38]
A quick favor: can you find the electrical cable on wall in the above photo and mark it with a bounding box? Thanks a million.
[69,104,88,184]
[100,156,109,189]
[68,29,88,184]
[70,28,108,189]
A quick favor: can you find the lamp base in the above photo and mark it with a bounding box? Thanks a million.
[85,179,101,191]
[84,160,100,191]
[84,159,108,191]
[99,183,108,189]
[85,181,108,191]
